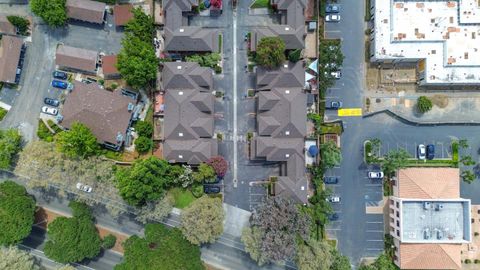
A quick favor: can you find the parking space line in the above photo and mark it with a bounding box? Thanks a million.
[365,184,382,187]
[326,228,342,231]
[366,221,383,224]
[366,230,384,233]
[366,248,384,251]
[367,240,383,242]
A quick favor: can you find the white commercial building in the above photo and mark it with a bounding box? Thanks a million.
[369,0,480,85]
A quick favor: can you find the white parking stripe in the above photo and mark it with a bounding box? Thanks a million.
[366,221,383,224]
[367,230,384,233]
[367,239,383,242]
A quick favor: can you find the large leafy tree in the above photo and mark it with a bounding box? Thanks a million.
[56,122,98,159]
[330,249,352,270]
[318,40,344,90]
[44,201,101,263]
[241,226,269,266]
[192,163,216,183]
[321,141,342,169]
[296,239,334,270]
[359,253,398,270]
[116,157,173,206]
[7,16,30,35]
[180,196,224,245]
[0,128,22,169]
[0,246,41,270]
[124,7,155,42]
[135,194,173,224]
[115,224,204,270]
[381,149,410,177]
[134,121,153,138]
[0,181,35,246]
[307,188,333,239]
[30,0,67,27]
[255,37,286,69]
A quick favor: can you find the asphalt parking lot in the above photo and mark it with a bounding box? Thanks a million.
[378,140,451,159]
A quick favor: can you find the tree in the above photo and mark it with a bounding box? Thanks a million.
[241,226,269,266]
[0,246,40,270]
[30,0,67,27]
[207,156,228,177]
[0,128,22,169]
[330,249,352,270]
[102,234,117,249]
[0,181,36,246]
[44,202,101,263]
[296,239,334,270]
[69,201,93,221]
[180,196,224,245]
[288,49,302,62]
[359,253,398,270]
[134,121,153,138]
[171,165,194,188]
[318,40,344,90]
[116,157,173,206]
[124,7,155,42]
[461,170,476,184]
[56,122,98,158]
[381,149,410,177]
[459,139,469,149]
[7,16,30,35]
[321,141,342,169]
[461,155,476,166]
[134,136,153,153]
[135,194,173,224]
[192,163,216,183]
[243,197,310,264]
[255,37,286,69]
[417,96,433,113]
[307,188,333,239]
[115,224,204,270]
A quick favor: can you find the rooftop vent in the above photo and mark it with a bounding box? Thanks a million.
[285,154,290,158]
[179,132,184,137]
[285,131,290,136]
[179,91,184,95]
[178,155,183,159]
[127,103,134,112]
[177,65,182,70]
[179,28,184,33]
[283,64,288,68]
[301,186,305,191]
[285,27,290,31]
[285,90,290,94]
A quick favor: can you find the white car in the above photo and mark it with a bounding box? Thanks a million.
[368,171,384,179]
[76,182,92,193]
[327,196,341,203]
[331,70,342,79]
[41,106,58,116]
[325,14,341,22]
[417,144,426,160]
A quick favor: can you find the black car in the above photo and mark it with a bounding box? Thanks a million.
[323,176,339,184]
[325,4,340,13]
[44,97,60,107]
[426,144,435,160]
[52,70,68,80]
[328,213,339,221]
[204,185,221,194]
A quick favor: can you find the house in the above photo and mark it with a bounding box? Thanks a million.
[0,35,24,84]
[250,62,308,204]
[0,15,16,35]
[60,81,135,151]
[66,0,106,24]
[389,168,471,269]
[113,4,134,27]
[101,55,120,79]
[56,44,98,74]
[162,62,217,164]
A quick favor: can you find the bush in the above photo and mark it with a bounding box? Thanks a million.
[255,37,286,69]
[110,83,118,90]
[191,184,204,198]
[134,121,153,138]
[207,156,228,178]
[417,96,433,113]
[214,65,222,74]
[0,108,7,121]
[135,136,153,153]
[465,259,472,264]
[288,49,302,63]
[475,232,479,236]
[30,0,67,27]
[474,259,480,264]
[102,234,117,249]
[7,16,30,35]
[37,120,54,142]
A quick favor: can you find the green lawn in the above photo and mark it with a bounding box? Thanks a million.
[251,0,269,8]
[168,187,196,209]
[0,107,7,121]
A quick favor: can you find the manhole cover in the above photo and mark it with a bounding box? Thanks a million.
[376,98,381,103]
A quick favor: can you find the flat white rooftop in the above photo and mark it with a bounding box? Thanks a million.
[372,0,480,84]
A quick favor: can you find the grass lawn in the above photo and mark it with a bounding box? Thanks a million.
[0,107,7,121]
[168,187,196,209]
[251,0,269,8]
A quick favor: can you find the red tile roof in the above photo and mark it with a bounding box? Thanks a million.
[114,4,134,26]
[396,168,460,199]
[399,243,461,270]
[102,55,119,76]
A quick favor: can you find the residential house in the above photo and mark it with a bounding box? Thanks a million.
[0,35,24,84]
[162,62,217,164]
[101,55,120,79]
[66,0,106,24]
[56,44,98,74]
[389,168,471,270]
[113,4,134,27]
[60,81,136,151]
[250,61,308,204]
[0,15,16,35]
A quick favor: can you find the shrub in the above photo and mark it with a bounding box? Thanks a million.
[465,259,472,264]
[135,136,153,153]
[474,259,480,264]
[191,184,204,198]
[475,232,479,236]
[288,49,302,62]
[255,37,286,69]
[7,16,30,35]
[417,96,433,113]
[207,156,228,178]
[102,234,117,249]
[134,121,153,138]
[0,108,7,121]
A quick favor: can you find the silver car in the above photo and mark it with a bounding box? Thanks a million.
[41,106,58,116]
[368,171,384,179]
[76,182,92,193]
[325,14,341,22]
[417,144,426,160]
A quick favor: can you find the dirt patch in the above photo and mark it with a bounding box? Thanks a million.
[431,95,449,108]
[97,225,129,253]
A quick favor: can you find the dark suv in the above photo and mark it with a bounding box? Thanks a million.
[323,176,339,184]
[204,185,221,194]
[426,144,435,160]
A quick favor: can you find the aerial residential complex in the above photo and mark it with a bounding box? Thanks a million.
[370,0,480,85]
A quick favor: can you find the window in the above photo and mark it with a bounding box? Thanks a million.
[396,220,399,226]
[396,211,399,218]
[390,200,394,205]
[396,202,399,208]
[396,230,400,236]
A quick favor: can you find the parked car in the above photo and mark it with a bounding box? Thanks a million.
[51,80,68,89]
[41,106,58,116]
[325,4,340,13]
[327,196,341,203]
[331,70,342,79]
[418,144,426,160]
[328,213,339,221]
[204,185,221,194]
[325,14,341,22]
[44,97,60,107]
[52,70,68,80]
[328,101,343,109]
[426,144,435,160]
[76,182,92,193]
[368,171,384,179]
[323,176,339,184]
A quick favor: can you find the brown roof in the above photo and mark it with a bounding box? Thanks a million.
[0,35,22,83]
[61,81,134,145]
[56,44,98,73]
[66,0,106,24]
[397,168,460,199]
[113,4,134,26]
[0,15,16,35]
[398,243,461,270]
[102,55,119,76]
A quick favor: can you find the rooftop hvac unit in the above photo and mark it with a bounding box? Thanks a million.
[435,203,444,211]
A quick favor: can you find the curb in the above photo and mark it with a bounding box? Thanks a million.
[363,109,480,126]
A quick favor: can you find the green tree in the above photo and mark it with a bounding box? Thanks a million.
[124,7,155,42]
[135,194,173,224]
[44,203,101,263]
[0,128,22,169]
[30,0,67,27]
[307,188,333,239]
[320,141,342,169]
[359,253,398,270]
[69,201,93,221]
[381,149,410,177]
[296,239,334,270]
[56,122,98,158]
[115,224,204,270]
[241,226,269,266]
[134,136,153,153]
[185,53,221,69]
[461,170,476,184]
[7,16,30,35]
[461,155,476,166]
[0,246,40,270]
[330,249,352,270]
[318,40,344,90]
[288,49,302,62]
[417,96,433,113]
[459,139,469,149]
[102,234,117,249]
[180,196,224,245]
[116,157,173,206]
[192,163,216,183]
[255,37,286,69]
[0,181,35,246]
[134,121,153,138]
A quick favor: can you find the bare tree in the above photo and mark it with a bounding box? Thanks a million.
[135,194,173,224]
[0,246,40,270]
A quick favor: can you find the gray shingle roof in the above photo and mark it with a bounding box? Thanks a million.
[56,44,98,73]
[256,61,304,90]
[162,62,213,90]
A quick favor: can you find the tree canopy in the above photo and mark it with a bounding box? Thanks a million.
[296,239,334,270]
[180,196,224,245]
[207,156,228,178]
[135,194,173,224]
[255,37,286,69]
[30,0,67,27]
[0,128,22,169]
[124,7,155,42]
[115,224,204,270]
[7,16,30,36]
[134,136,153,153]
[134,121,153,138]
[359,253,398,270]
[56,122,98,158]
[330,249,352,270]
[381,149,410,177]
[192,163,216,183]
[0,181,36,246]
[417,96,433,113]
[320,141,342,169]
[0,246,41,270]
